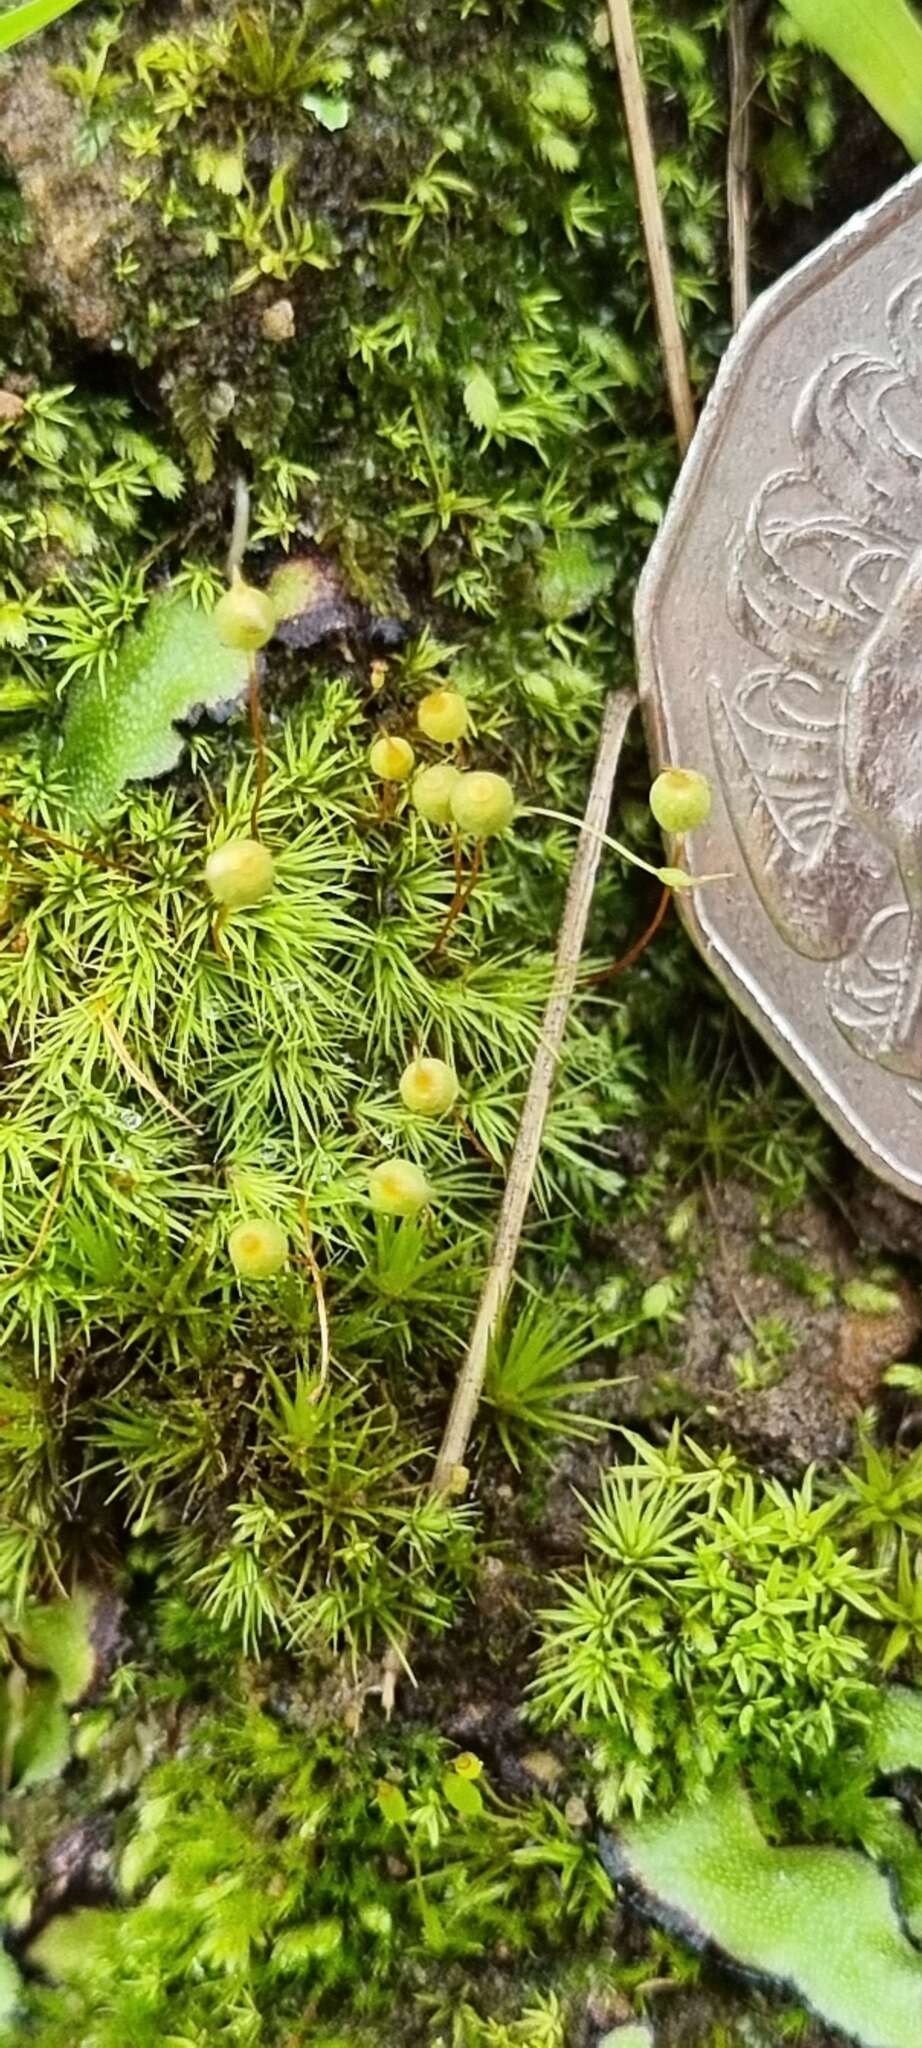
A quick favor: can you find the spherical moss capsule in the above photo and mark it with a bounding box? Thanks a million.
[410,762,462,825]
[213,570,276,653]
[204,837,275,908]
[228,1217,288,1279]
[399,1056,459,1117]
[449,770,515,839]
[369,734,415,783]
[649,767,712,836]
[368,1158,431,1218]
[417,688,469,745]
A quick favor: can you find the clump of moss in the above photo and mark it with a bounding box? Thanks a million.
[5,1691,612,2048]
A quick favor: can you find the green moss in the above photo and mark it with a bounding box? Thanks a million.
[5,1696,612,2047]
[530,1429,922,1815]
[0,4,887,2044]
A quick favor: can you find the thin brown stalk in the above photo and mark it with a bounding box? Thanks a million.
[590,876,672,984]
[430,840,483,959]
[727,0,753,328]
[299,1204,331,1399]
[0,801,126,876]
[247,656,267,839]
[453,1110,501,1169]
[606,0,696,455]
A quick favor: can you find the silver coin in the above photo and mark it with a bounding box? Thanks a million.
[636,163,922,1203]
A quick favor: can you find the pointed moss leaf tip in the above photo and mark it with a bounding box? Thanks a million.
[58,595,250,816]
[604,1776,922,2048]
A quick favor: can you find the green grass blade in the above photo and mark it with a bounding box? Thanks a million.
[780,0,922,158]
[0,0,85,51]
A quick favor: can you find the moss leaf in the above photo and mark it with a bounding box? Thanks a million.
[462,367,501,433]
[58,596,250,817]
[604,1777,922,2048]
[17,1589,96,1703]
[301,90,351,130]
[27,1908,116,1984]
[12,1679,71,1789]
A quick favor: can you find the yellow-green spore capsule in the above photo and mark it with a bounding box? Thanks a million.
[649,768,712,835]
[368,1158,431,1217]
[449,770,515,839]
[410,763,462,825]
[228,1217,288,1279]
[369,735,415,783]
[417,689,469,744]
[204,838,275,908]
[213,571,276,652]
[399,1056,459,1117]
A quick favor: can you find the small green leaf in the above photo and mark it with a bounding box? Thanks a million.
[18,1590,96,1703]
[872,1685,922,1775]
[376,1780,408,1826]
[462,368,500,434]
[58,595,250,817]
[271,1917,343,1971]
[267,165,288,209]
[12,1680,71,1788]
[28,1909,115,1984]
[0,601,29,649]
[442,1771,483,1818]
[302,91,351,130]
[842,1279,902,1316]
[537,539,609,620]
[640,1280,674,1320]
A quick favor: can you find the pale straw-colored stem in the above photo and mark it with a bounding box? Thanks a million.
[727,0,753,328]
[606,0,696,455]
[431,691,638,1491]
[380,691,637,1709]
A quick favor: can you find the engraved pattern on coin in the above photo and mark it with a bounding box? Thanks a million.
[635,163,922,1200]
[713,276,922,1079]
